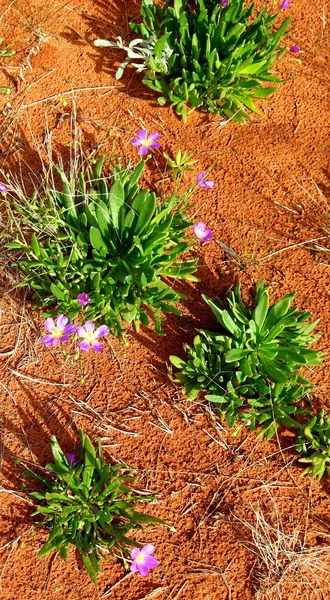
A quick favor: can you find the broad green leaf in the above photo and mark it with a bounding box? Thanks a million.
[108,179,125,230]
[89,226,104,251]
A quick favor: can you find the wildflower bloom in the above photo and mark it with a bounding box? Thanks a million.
[77,293,90,307]
[196,171,214,189]
[290,44,300,53]
[41,314,75,347]
[65,453,78,466]
[280,0,290,9]
[193,221,213,243]
[0,182,8,195]
[221,0,228,6]
[76,320,109,352]
[130,544,158,577]
[130,129,161,156]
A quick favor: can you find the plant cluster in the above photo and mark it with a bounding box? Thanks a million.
[5,157,198,337]
[170,282,326,443]
[296,410,330,480]
[25,430,163,583]
[95,0,290,122]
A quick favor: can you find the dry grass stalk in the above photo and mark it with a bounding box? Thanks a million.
[236,498,330,599]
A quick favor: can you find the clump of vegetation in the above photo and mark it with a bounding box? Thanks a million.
[5,156,198,337]
[296,410,330,480]
[170,282,323,439]
[25,430,163,584]
[95,0,290,122]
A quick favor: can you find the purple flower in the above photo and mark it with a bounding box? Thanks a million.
[130,129,161,156]
[280,0,290,9]
[197,171,214,189]
[0,182,8,195]
[76,320,109,352]
[193,222,213,244]
[77,293,90,307]
[290,44,300,53]
[41,314,75,347]
[130,544,158,577]
[65,453,78,466]
[221,0,228,6]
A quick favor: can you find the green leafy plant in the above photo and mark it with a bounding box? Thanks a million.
[95,0,290,122]
[5,156,198,336]
[170,282,323,437]
[24,430,164,584]
[163,149,197,179]
[296,410,330,480]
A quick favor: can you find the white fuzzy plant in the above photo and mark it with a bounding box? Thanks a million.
[94,35,173,80]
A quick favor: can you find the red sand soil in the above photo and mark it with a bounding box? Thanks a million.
[0,0,330,599]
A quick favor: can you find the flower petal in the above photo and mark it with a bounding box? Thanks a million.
[197,171,206,183]
[138,563,150,577]
[148,132,160,143]
[138,145,149,156]
[136,129,147,140]
[65,453,77,466]
[78,340,90,351]
[144,555,158,569]
[193,222,206,237]
[77,293,90,307]
[130,137,142,146]
[91,340,103,352]
[131,548,140,560]
[141,544,156,556]
[203,180,214,189]
[62,324,75,335]
[76,326,86,338]
[84,320,95,333]
[58,334,70,343]
[203,230,213,243]
[43,318,55,333]
[94,325,109,338]
[149,142,161,150]
[41,335,56,346]
[56,314,68,329]
[130,562,138,573]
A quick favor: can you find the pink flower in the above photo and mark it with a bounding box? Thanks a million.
[0,182,8,195]
[41,314,75,347]
[130,544,158,577]
[280,0,290,9]
[221,0,228,6]
[197,171,214,189]
[76,320,109,352]
[193,222,213,243]
[290,44,300,53]
[65,453,78,466]
[77,293,90,307]
[130,129,161,156]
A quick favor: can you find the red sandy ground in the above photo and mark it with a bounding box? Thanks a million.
[0,0,330,599]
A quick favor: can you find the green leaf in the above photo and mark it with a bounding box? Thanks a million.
[89,226,104,251]
[253,290,269,330]
[259,355,289,382]
[50,284,66,300]
[225,349,250,362]
[108,179,125,230]
[169,355,187,369]
[81,552,98,586]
